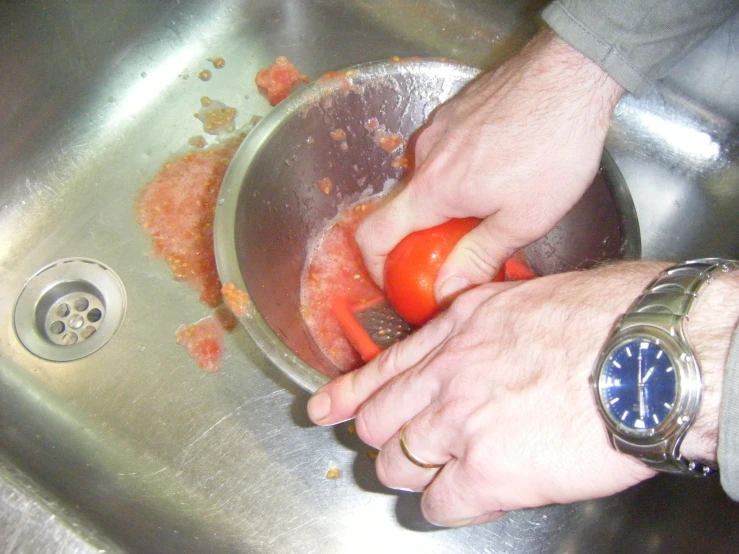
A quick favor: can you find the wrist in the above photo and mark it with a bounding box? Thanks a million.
[521,28,626,131]
[682,269,739,463]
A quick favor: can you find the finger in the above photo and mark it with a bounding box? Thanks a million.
[420,458,506,528]
[355,283,521,445]
[373,399,471,492]
[435,216,520,303]
[355,182,447,286]
[307,312,454,426]
[356,362,461,451]
[374,424,443,493]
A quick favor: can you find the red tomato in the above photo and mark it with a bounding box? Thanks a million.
[384,218,483,326]
[504,257,538,280]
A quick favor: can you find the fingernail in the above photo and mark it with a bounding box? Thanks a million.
[427,516,477,529]
[438,276,469,303]
[307,392,332,423]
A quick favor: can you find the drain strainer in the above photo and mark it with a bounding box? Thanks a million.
[14,258,127,362]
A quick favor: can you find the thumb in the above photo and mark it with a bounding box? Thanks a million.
[434,216,516,303]
[356,185,446,287]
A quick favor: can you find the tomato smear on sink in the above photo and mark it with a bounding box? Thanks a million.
[138,135,247,372]
[139,54,306,372]
[256,56,310,106]
[137,136,243,308]
[175,309,238,373]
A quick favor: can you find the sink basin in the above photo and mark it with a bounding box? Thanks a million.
[1,1,738,552]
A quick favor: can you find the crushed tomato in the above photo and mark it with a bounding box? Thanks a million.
[255,56,310,106]
[176,313,228,373]
[137,138,243,307]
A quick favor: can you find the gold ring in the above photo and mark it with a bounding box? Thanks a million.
[398,423,443,470]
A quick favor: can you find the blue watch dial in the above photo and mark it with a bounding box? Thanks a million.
[601,338,678,431]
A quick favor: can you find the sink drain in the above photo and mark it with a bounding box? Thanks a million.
[13,258,127,362]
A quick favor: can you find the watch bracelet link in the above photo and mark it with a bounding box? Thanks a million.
[613,258,739,476]
[610,435,713,476]
[627,259,739,320]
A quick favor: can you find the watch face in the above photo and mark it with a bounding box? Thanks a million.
[600,338,678,431]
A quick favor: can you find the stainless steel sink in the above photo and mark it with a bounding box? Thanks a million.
[1,1,738,552]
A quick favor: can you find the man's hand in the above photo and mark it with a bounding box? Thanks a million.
[307,262,733,527]
[356,29,625,302]
[308,264,661,525]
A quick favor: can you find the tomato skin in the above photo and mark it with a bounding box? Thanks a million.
[384,218,481,326]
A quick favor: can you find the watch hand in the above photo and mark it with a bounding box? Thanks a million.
[638,347,643,385]
[639,385,646,419]
[643,366,655,383]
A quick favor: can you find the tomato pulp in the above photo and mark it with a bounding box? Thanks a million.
[300,199,387,373]
[255,56,310,106]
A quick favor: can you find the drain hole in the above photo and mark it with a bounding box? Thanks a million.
[87,308,103,323]
[68,314,85,329]
[43,291,104,346]
[74,297,89,312]
[35,282,108,347]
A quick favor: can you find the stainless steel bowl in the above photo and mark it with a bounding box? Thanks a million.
[214,58,640,392]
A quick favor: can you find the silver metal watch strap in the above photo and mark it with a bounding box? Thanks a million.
[614,258,739,476]
[627,259,739,322]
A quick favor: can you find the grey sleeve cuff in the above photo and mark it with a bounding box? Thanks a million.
[718,323,739,501]
[542,0,739,96]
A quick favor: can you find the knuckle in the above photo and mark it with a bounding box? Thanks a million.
[430,394,467,424]
[372,344,405,382]
[374,345,397,375]
[454,239,500,278]
[445,289,481,320]
[354,404,382,448]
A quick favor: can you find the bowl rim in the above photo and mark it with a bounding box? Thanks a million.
[214,58,641,394]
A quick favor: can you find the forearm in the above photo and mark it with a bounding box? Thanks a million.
[475,29,626,132]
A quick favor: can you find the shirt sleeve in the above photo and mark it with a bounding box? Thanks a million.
[541,0,739,96]
[719,323,739,500]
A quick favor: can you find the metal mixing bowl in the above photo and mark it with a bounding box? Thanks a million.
[214,59,640,393]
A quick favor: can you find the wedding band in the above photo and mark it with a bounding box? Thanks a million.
[398,423,443,470]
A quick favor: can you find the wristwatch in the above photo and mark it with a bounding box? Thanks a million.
[593,258,739,476]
